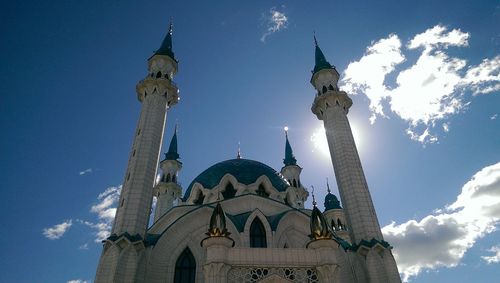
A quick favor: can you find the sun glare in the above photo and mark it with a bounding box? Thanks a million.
[311,124,363,158]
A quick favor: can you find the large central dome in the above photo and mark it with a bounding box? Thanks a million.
[184,158,289,199]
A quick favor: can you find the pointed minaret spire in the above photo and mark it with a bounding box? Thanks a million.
[283,126,297,166]
[155,20,176,60]
[165,125,179,161]
[326,178,331,194]
[313,34,334,74]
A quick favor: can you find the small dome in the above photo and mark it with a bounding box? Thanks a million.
[184,158,289,199]
[324,192,342,210]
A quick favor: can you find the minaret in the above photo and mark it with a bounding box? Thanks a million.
[280,127,302,188]
[111,22,179,238]
[310,36,381,243]
[153,127,182,222]
[310,36,401,283]
[280,128,308,208]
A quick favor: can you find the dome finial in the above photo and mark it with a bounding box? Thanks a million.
[237,141,242,159]
[326,178,331,194]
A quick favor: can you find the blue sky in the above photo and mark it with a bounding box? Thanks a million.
[0,0,499,282]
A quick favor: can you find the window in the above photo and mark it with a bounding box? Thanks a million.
[250,218,267,248]
[256,185,269,197]
[222,184,236,199]
[322,86,327,93]
[174,248,196,283]
[194,193,204,205]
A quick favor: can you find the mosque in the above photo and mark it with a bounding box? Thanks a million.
[94,22,402,283]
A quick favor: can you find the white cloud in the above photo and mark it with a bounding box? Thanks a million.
[78,243,89,250]
[482,245,500,264]
[491,114,498,120]
[67,280,89,283]
[79,185,121,242]
[343,34,405,123]
[79,168,93,176]
[341,25,500,144]
[43,220,73,240]
[260,7,288,42]
[382,162,500,281]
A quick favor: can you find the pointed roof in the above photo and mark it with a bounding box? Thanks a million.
[283,129,297,166]
[313,35,334,74]
[324,179,342,210]
[164,126,179,161]
[154,21,176,60]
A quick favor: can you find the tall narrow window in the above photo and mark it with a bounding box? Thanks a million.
[222,184,236,199]
[174,248,196,283]
[250,218,267,248]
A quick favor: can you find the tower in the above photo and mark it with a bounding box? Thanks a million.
[95,22,179,283]
[280,129,308,208]
[153,127,182,222]
[310,36,401,282]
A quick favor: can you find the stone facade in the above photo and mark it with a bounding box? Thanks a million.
[94,27,401,283]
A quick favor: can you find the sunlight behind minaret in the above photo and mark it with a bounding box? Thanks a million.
[311,124,363,158]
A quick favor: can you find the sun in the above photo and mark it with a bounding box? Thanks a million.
[311,123,363,158]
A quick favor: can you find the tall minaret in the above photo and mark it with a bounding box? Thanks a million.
[153,127,182,222]
[111,22,179,238]
[310,36,381,243]
[310,36,401,283]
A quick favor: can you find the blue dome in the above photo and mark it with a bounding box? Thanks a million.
[324,192,342,210]
[184,158,289,200]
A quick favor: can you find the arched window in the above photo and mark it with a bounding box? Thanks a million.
[250,218,267,248]
[194,192,204,205]
[337,219,343,230]
[222,184,236,199]
[292,179,297,187]
[322,86,327,93]
[156,71,162,78]
[256,185,269,198]
[174,248,196,283]
[328,84,334,90]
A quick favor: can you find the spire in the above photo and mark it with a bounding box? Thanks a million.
[313,34,334,74]
[324,178,342,210]
[164,125,179,160]
[155,20,176,60]
[283,127,297,166]
[237,142,241,159]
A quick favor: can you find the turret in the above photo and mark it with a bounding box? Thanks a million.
[153,127,183,222]
[280,128,308,208]
[323,179,350,243]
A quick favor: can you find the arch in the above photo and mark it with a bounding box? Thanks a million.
[292,179,297,187]
[250,217,267,248]
[329,84,334,90]
[256,184,269,197]
[222,183,236,199]
[156,71,162,78]
[337,219,343,230]
[172,175,176,183]
[166,173,171,182]
[244,210,272,247]
[322,86,328,93]
[174,248,196,283]
[274,210,310,248]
